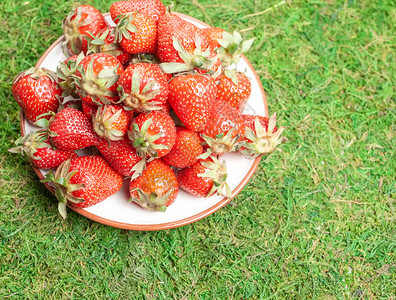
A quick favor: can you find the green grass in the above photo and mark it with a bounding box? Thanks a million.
[0,0,395,298]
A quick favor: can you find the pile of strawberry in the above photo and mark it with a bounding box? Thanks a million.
[10,0,284,218]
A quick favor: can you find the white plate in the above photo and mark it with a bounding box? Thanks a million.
[21,13,268,230]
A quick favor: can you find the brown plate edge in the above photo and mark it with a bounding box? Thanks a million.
[20,12,268,231]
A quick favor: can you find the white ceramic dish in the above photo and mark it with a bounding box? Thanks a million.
[20,13,268,230]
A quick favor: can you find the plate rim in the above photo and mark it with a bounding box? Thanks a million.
[19,12,268,231]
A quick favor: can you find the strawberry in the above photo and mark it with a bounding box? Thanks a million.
[96,137,144,178]
[157,13,220,75]
[92,105,129,141]
[118,62,169,113]
[239,113,284,157]
[216,69,251,113]
[177,155,231,198]
[86,27,132,68]
[128,111,176,158]
[110,0,166,24]
[42,156,123,218]
[200,99,245,155]
[81,101,97,122]
[12,68,61,124]
[114,12,157,54]
[9,130,78,169]
[74,53,124,105]
[62,5,107,55]
[48,108,100,151]
[129,159,178,212]
[168,73,217,132]
[202,27,225,48]
[162,126,203,168]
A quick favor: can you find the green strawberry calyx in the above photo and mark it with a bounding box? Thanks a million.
[113,13,138,43]
[73,58,120,105]
[223,68,240,86]
[57,53,84,98]
[93,105,125,141]
[34,112,61,140]
[199,128,242,158]
[215,31,254,68]
[239,113,285,158]
[62,6,93,55]
[160,35,219,74]
[128,117,169,159]
[86,29,123,58]
[118,70,162,112]
[9,130,49,161]
[198,156,231,198]
[129,159,147,181]
[129,187,174,212]
[13,67,58,87]
[41,159,85,219]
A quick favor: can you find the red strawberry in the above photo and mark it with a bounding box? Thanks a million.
[12,68,61,124]
[177,155,231,198]
[216,70,251,113]
[168,74,217,132]
[81,101,97,122]
[9,130,78,169]
[157,13,220,75]
[110,0,165,24]
[164,72,173,82]
[118,62,169,113]
[128,111,176,158]
[239,113,284,157]
[92,105,129,141]
[96,137,144,178]
[162,126,203,168]
[42,156,123,218]
[202,27,225,48]
[114,12,157,54]
[129,159,178,212]
[86,27,132,68]
[200,99,245,155]
[48,108,100,151]
[62,5,107,55]
[74,53,124,105]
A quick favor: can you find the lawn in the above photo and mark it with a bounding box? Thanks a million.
[0,0,395,298]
